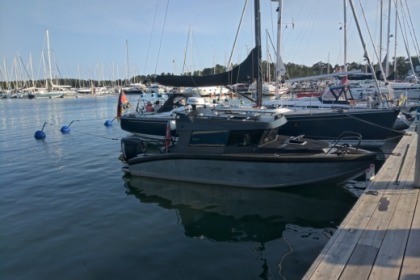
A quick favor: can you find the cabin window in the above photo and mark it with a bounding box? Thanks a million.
[189,130,229,146]
[227,130,262,146]
[260,129,278,144]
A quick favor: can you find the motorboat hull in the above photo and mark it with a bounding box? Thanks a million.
[124,153,376,188]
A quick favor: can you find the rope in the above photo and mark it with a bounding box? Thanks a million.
[45,122,120,141]
[343,112,407,135]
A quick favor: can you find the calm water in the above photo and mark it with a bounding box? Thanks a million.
[0,95,357,280]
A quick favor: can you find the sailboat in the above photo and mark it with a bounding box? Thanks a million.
[119,0,377,189]
[28,30,76,99]
[120,1,401,148]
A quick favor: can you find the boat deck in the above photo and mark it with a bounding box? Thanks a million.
[304,123,419,279]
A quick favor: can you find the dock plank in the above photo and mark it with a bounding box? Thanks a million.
[304,126,419,280]
[339,244,378,280]
[369,187,417,279]
[400,188,420,278]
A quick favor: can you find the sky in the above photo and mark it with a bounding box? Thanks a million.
[1,0,419,81]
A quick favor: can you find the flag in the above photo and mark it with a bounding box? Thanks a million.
[164,121,171,153]
[116,90,130,121]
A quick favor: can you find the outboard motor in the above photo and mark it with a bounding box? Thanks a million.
[121,136,147,161]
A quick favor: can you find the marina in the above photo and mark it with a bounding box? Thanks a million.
[0,88,419,280]
[1,0,420,279]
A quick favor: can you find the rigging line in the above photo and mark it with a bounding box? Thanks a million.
[182,25,191,74]
[402,0,420,57]
[154,0,170,75]
[227,0,248,69]
[357,0,387,80]
[144,1,159,75]
[343,112,406,134]
[393,0,418,82]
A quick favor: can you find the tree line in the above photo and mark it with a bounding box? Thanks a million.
[1,56,418,90]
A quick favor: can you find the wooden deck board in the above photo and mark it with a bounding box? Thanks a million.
[339,244,378,280]
[400,188,420,278]
[304,126,419,280]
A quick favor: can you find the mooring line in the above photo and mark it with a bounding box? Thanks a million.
[344,112,407,135]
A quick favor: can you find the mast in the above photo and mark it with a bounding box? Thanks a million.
[46,30,54,90]
[2,58,10,90]
[126,39,129,85]
[272,0,284,97]
[379,0,383,66]
[343,0,347,71]
[254,0,263,107]
[393,0,398,77]
[266,30,270,83]
[385,0,392,77]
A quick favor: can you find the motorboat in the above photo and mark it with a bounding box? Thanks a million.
[120,97,377,188]
[120,92,200,142]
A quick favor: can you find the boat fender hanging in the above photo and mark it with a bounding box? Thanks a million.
[34,122,47,140]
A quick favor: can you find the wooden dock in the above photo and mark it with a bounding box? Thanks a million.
[304,124,419,279]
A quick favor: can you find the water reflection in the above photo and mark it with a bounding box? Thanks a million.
[124,176,356,241]
[123,176,356,279]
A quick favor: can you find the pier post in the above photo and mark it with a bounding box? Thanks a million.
[414,107,420,188]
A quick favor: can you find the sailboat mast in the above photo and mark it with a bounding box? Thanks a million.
[126,39,130,85]
[46,30,54,89]
[254,0,263,107]
[385,0,392,77]
[271,0,283,96]
[379,0,383,66]
[393,0,398,77]
[343,0,347,71]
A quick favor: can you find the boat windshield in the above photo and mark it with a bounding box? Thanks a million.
[189,130,229,146]
[188,129,264,147]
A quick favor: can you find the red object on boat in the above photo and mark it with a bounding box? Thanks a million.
[164,121,171,153]
[296,91,322,98]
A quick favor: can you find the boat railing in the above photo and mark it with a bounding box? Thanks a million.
[326,131,363,154]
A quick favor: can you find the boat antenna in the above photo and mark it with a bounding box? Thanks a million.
[254,0,263,107]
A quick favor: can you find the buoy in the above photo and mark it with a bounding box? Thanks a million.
[104,117,117,126]
[104,118,114,127]
[34,122,47,140]
[60,120,74,134]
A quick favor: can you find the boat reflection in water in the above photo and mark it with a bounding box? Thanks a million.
[123,176,356,279]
